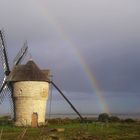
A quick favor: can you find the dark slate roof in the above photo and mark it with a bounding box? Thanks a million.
[7,60,50,82]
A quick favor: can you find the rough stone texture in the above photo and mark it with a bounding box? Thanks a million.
[13,81,49,126]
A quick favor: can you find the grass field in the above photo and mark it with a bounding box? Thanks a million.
[0,121,140,140]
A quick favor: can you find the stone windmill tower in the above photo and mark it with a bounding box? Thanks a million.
[7,60,50,126]
[0,30,50,126]
[0,30,84,127]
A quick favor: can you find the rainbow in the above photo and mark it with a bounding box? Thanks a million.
[33,0,109,114]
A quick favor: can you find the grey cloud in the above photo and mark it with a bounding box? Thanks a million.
[0,0,140,94]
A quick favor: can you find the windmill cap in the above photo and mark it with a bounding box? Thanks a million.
[6,60,50,82]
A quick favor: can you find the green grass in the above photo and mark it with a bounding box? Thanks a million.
[0,122,140,140]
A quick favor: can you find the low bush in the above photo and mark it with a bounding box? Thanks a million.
[109,116,120,122]
[123,118,135,123]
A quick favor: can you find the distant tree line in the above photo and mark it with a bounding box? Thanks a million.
[0,114,137,126]
[98,113,136,123]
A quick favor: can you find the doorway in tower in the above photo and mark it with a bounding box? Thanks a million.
[31,112,38,127]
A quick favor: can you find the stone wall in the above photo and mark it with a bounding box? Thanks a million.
[13,81,49,126]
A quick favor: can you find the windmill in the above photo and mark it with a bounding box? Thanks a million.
[0,30,84,127]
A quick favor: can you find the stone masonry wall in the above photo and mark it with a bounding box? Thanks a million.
[13,81,49,126]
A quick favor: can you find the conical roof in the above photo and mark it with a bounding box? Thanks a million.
[7,60,50,82]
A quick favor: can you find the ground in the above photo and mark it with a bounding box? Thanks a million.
[0,121,140,140]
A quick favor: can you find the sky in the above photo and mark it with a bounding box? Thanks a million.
[0,0,140,115]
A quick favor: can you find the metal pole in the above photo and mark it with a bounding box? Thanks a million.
[50,81,84,122]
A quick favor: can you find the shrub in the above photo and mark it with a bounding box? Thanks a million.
[123,118,135,123]
[109,116,120,122]
[98,113,109,122]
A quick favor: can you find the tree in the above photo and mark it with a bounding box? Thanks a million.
[98,113,109,122]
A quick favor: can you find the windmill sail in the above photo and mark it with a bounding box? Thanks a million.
[13,41,28,65]
[0,78,7,103]
[0,30,10,76]
[0,30,28,108]
[0,30,10,104]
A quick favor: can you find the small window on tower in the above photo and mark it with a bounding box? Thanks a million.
[19,89,22,96]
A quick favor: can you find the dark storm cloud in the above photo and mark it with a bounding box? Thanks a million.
[98,56,140,93]
[0,0,140,94]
